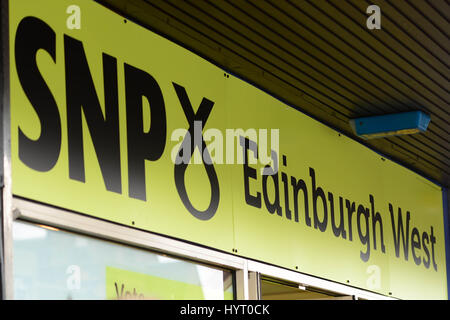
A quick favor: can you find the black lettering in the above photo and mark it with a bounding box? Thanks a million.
[389,204,410,261]
[114,282,124,299]
[422,231,431,269]
[411,227,421,266]
[262,166,282,216]
[125,63,166,201]
[64,35,121,193]
[329,194,346,239]
[281,172,292,220]
[15,17,61,171]
[240,137,261,208]
[310,168,327,232]
[291,176,309,225]
[357,204,371,262]
[430,226,437,271]
[370,195,386,253]
[346,200,356,241]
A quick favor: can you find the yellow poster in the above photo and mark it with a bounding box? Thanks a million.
[105,266,233,300]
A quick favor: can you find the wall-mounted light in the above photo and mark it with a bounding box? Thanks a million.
[349,111,430,139]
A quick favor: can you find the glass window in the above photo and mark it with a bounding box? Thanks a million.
[260,277,351,300]
[13,220,234,300]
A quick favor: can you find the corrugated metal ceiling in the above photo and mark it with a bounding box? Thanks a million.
[98,0,449,187]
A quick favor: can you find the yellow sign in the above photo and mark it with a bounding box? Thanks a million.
[105,266,233,300]
[9,0,447,299]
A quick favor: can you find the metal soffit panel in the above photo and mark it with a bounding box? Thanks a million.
[97,0,450,187]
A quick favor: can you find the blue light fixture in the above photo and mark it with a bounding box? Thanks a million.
[349,111,431,139]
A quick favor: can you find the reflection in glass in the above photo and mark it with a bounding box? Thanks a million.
[13,221,234,300]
